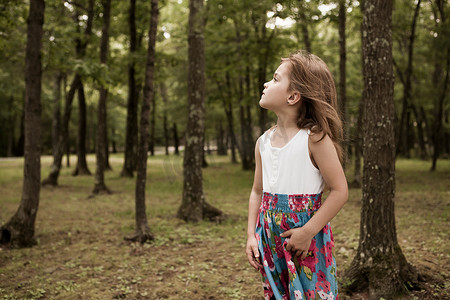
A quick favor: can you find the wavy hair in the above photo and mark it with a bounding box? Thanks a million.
[281,50,344,164]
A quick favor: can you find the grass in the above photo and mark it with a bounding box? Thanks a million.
[0,153,449,299]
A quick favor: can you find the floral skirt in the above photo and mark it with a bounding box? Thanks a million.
[255,192,338,300]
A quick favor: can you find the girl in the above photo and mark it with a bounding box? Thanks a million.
[246,51,348,300]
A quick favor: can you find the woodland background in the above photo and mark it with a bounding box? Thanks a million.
[0,0,449,299]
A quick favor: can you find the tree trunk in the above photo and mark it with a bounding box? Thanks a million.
[124,0,158,244]
[173,122,179,155]
[338,0,348,168]
[344,1,418,298]
[395,0,421,158]
[6,96,16,157]
[177,0,223,222]
[0,0,44,248]
[92,0,111,195]
[73,81,91,176]
[410,103,428,159]
[350,95,363,189]
[159,82,170,155]
[216,122,227,155]
[149,89,156,156]
[121,0,139,177]
[42,75,80,186]
[430,1,449,171]
[52,72,62,161]
[16,103,25,157]
[298,0,311,52]
[42,0,94,186]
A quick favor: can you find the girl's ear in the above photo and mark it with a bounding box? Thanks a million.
[287,92,301,105]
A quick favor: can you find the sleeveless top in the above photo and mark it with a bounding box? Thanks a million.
[259,128,324,195]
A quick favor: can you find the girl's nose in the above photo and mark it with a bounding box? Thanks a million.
[264,81,269,88]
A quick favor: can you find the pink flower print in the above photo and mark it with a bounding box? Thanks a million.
[255,233,260,243]
[299,238,318,273]
[287,259,296,274]
[294,290,303,300]
[320,241,334,268]
[315,280,331,293]
[263,245,275,270]
[317,270,327,282]
[272,194,279,209]
[274,235,284,258]
[322,223,329,234]
[291,213,300,223]
[264,219,271,239]
[305,290,315,300]
[280,269,289,296]
[262,193,271,210]
[280,215,290,231]
[329,227,334,242]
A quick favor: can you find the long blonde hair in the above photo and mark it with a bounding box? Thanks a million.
[282,50,344,163]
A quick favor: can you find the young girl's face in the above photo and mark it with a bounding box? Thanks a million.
[259,62,291,111]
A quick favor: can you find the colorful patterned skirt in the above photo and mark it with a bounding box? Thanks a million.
[255,192,338,300]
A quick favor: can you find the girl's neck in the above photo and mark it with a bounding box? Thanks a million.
[275,115,298,132]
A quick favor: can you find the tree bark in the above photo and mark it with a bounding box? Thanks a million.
[298,0,311,52]
[344,0,418,298]
[73,81,91,175]
[149,89,156,156]
[430,0,449,171]
[51,72,62,161]
[121,0,139,177]
[173,122,179,155]
[42,0,93,186]
[338,0,348,167]
[395,0,421,158]
[159,82,170,155]
[349,95,363,189]
[124,0,158,244]
[177,0,223,222]
[0,0,44,248]
[92,0,111,194]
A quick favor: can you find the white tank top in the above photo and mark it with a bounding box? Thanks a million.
[259,128,324,195]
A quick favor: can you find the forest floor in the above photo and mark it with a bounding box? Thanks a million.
[0,153,449,299]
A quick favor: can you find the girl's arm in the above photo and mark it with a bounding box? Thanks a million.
[281,133,348,259]
[246,138,263,270]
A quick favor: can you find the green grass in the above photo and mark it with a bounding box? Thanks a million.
[0,154,449,299]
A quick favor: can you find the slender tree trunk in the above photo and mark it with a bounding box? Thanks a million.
[73,81,91,175]
[173,123,179,155]
[16,102,25,157]
[298,0,311,52]
[92,0,111,194]
[6,96,16,157]
[410,104,427,159]
[395,0,421,158]
[111,125,117,153]
[344,1,418,298]
[42,0,93,186]
[149,90,156,156]
[338,0,348,167]
[124,0,159,244]
[160,82,170,155]
[42,75,80,186]
[121,0,138,177]
[0,0,44,248]
[52,72,62,161]
[430,1,449,171]
[177,0,223,222]
[350,95,363,189]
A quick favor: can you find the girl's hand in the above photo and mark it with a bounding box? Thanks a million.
[246,236,263,270]
[280,227,313,260]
